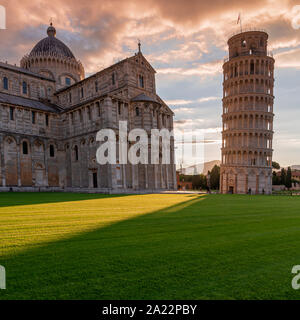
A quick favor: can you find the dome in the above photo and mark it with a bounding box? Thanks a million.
[20,23,85,88]
[29,23,75,59]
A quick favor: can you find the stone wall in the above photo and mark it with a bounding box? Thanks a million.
[0,64,56,101]
[0,52,176,192]
[221,31,274,194]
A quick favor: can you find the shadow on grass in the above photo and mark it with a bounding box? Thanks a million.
[1,194,299,300]
[0,195,208,300]
[0,192,130,208]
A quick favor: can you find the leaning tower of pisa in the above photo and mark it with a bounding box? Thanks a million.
[220,30,275,194]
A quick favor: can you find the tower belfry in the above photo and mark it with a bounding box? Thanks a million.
[220,30,275,194]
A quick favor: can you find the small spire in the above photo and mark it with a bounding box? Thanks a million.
[47,19,56,37]
[138,39,141,53]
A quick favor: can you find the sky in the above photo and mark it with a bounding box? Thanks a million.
[1,0,300,167]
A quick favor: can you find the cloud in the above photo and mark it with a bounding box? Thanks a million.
[275,47,300,68]
[148,41,208,64]
[0,0,298,76]
[158,60,222,76]
[0,0,289,70]
[174,118,222,131]
[1,0,300,165]
[166,96,219,106]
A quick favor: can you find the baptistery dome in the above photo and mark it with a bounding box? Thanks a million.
[21,23,85,89]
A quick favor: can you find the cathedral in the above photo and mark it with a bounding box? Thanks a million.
[0,23,176,192]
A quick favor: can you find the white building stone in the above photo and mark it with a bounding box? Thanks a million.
[0,24,176,192]
[220,30,274,194]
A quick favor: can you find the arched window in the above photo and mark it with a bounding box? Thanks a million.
[9,107,14,121]
[118,102,121,115]
[74,145,79,161]
[87,106,91,120]
[3,77,8,90]
[65,77,71,86]
[250,61,254,74]
[260,37,264,47]
[49,144,55,157]
[96,101,100,117]
[139,75,144,88]
[22,81,27,94]
[22,141,28,155]
[136,107,140,116]
[32,111,36,124]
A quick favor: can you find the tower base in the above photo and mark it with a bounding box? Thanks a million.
[220,165,272,195]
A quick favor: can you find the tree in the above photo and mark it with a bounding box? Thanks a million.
[192,174,207,190]
[280,168,286,186]
[272,161,280,170]
[286,167,292,189]
[210,165,220,190]
[200,174,207,190]
[272,171,281,185]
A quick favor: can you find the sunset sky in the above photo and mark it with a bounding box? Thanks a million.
[1,0,300,167]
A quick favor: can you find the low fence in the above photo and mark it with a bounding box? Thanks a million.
[272,190,300,196]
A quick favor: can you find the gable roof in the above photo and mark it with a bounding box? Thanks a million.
[0,92,61,113]
[156,94,174,115]
[55,52,156,94]
[127,52,157,73]
[54,57,129,94]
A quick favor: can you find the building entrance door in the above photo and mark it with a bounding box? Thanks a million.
[228,186,234,194]
[93,172,98,188]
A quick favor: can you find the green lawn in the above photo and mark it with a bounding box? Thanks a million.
[0,192,300,299]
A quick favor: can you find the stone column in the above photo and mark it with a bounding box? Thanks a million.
[256,174,259,194]
[0,135,4,187]
[44,140,49,186]
[103,96,113,128]
[145,165,148,189]
[16,136,21,187]
[225,172,228,193]
[166,165,169,189]
[173,164,177,190]
[122,164,126,190]
[30,137,35,187]
[220,172,223,193]
[154,164,158,189]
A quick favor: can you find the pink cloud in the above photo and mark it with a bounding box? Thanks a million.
[0,0,299,74]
